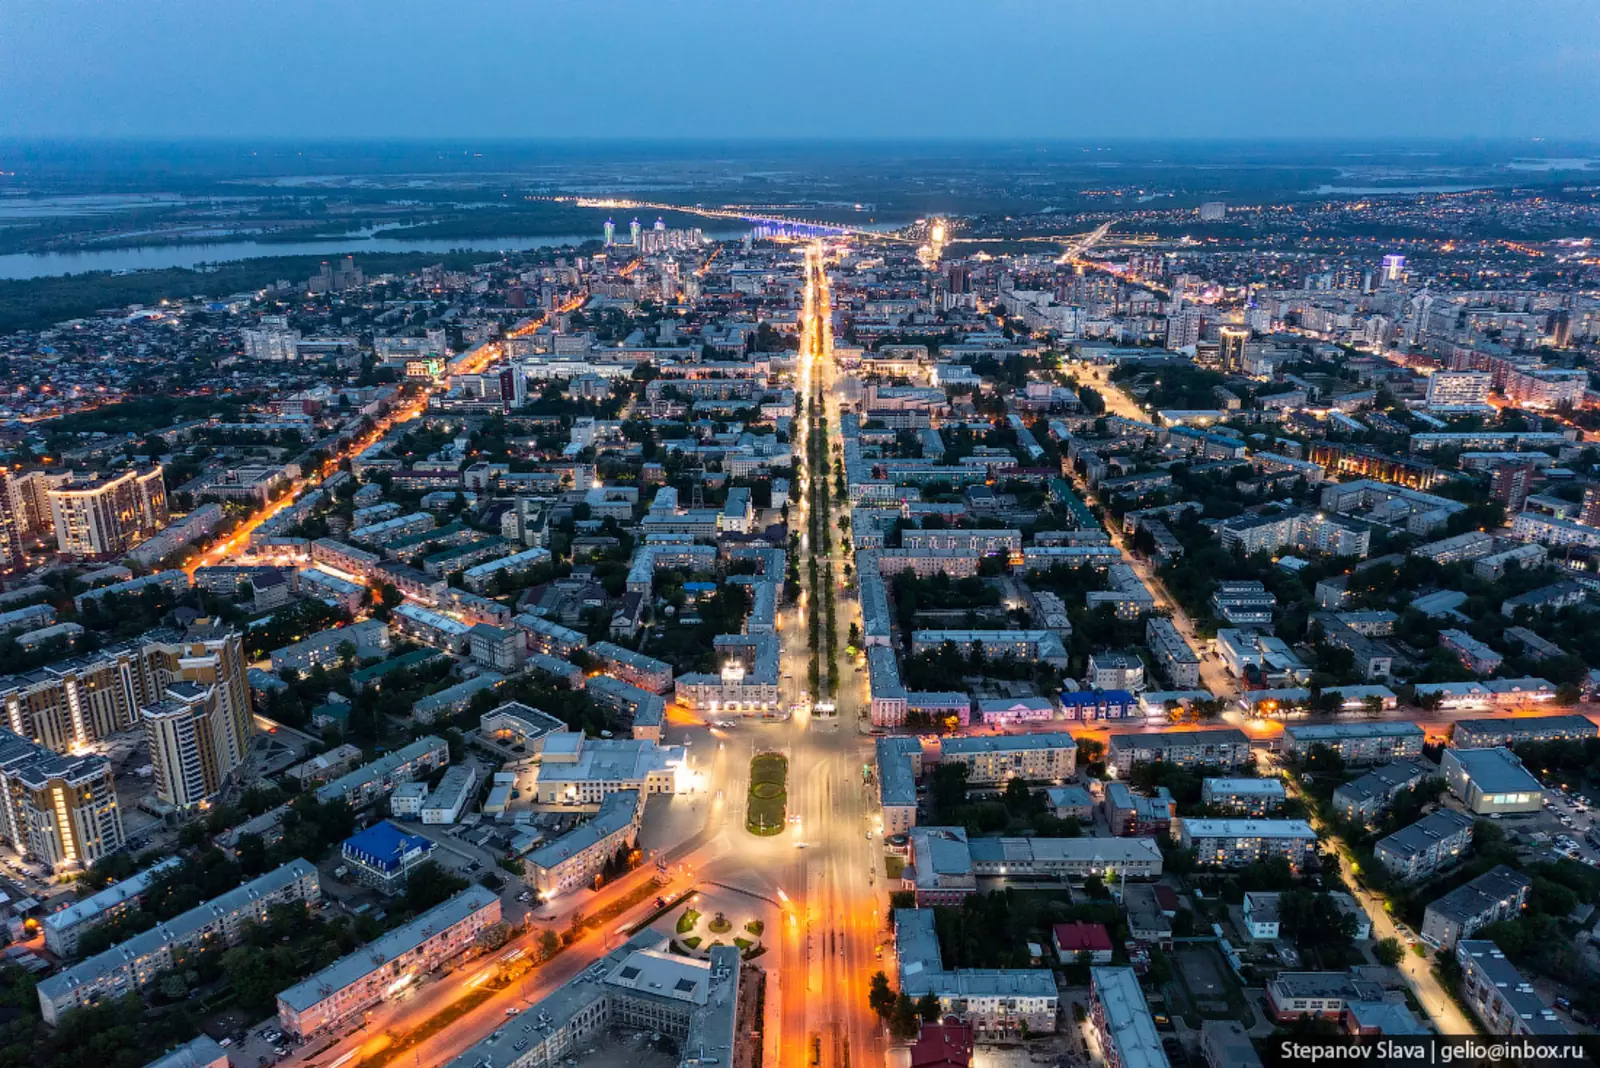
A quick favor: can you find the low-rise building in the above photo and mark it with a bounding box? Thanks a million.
[1175,818,1318,869]
[939,732,1076,783]
[1450,714,1597,749]
[896,907,1057,1038]
[390,780,429,818]
[1281,722,1424,765]
[269,620,390,673]
[1420,865,1531,949]
[520,733,685,805]
[1242,892,1281,939]
[1209,581,1277,625]
[1331,760,1431,823]
[145,1036,230,1068]
[1087,651,1146,692]
[1107,729,1251,774]
[1374,809,1474,882]
[42,857,183,957]
[37,860,320,1025]
[1441,747,1544,815]
[1265,971,1386,1022]
[1200,778,1286,815]
[1089,966,1169,1068]
[1052,922,1113,964]
[1058,688,1140,723]
[1200,1021,1261,1068]
[444,934,743,1068]
[277,887,501,1039]
[524,790,643,900]
[1455,940,1568,1035]
[421,765,479,824]
[314,735,450,807]
[340,821,436,895]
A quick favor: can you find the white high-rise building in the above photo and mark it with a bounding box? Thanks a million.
[1426,371,1492,407]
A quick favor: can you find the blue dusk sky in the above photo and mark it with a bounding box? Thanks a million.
[4,0,1598,140]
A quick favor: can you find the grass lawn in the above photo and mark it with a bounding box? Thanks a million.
[884,856,906,880]
[676,908,701,934]
[747,752,789,835]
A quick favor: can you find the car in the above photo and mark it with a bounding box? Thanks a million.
[506,1007,520,1016]
[274,1049,288,1058]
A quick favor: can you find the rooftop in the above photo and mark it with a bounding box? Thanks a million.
[527,791,641,871]
[1444,747,1543,795]
[1180,818,1316,839]
[1092,966,1169,1068]
[277,887,499,1012]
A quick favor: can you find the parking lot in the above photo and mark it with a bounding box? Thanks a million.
[1529,785,1599,864]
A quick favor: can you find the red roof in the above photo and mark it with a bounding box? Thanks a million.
[1153,884,1181,913]
[910,1020,975,1068]
[1052,921,1113,953]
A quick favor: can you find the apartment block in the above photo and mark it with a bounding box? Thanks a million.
[1330,760,1430,823]
[37,860,320,1025]
[49,466,169,558]
[1176,818,1318,869]
[523,790,643,899]
[589,641,674,694]
[277,887,501,1039]
[1455,940,1568,1035]
[1145,616,1200,687]
[1420,865,1531,949]
[269,620,390,673]
[910,629,1069,667]
[1107,729,1252,774]
[0,730,124,872]
[1281,722,1424,765]
[1373,809,1474,882]
[314,735,450,807]
[1450,714,1598,749]
[938,733,1076,783]
[0,625,251,759]
[1200,777,1286,815]
[42,857,182,957]
[897,907,1058,1038]
[1090,966,1170,1068]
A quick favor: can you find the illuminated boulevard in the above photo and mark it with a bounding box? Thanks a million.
[233,243,1557,1067]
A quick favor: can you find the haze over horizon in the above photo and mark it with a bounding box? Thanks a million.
[6,0,1600,142]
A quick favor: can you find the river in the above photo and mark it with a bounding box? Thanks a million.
[0,229,750,280]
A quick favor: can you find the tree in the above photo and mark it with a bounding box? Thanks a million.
[890,993,921,1040]
[539,929,561,961]
[1373,937,1403,966]
[868,971,895,1020]
[404,860,468,914]
[916,992,941,1023]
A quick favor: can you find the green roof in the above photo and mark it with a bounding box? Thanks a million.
[311,702,350,723]
[383,520,470,552]
[350,648,444,686]
[423,536,507,566]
